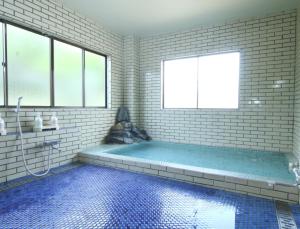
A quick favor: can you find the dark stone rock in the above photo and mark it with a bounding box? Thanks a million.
[104,106,151,144]
[105,135,134,144]
[116,106,130,123]
[132,127,151,141]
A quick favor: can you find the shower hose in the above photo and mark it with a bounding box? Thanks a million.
[17,111,52,177]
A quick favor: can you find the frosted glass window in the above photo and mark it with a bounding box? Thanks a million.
[7,25,50,106]
[54,40,82,106]
[197,52,239,108]
[162,52,239,109]
[0,23,4,106]
[163,58,198,108]
[85,51,106,107]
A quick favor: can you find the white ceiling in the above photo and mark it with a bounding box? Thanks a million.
[61,0,300,36]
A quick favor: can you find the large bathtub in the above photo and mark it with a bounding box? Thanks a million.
[79,141,299,203]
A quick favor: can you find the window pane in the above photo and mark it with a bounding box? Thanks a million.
[197,52,239,108]
[7,25,50,106]
[85,51,106,107]
[0,23,4,106]
[54,40,82,106]
[163,58,198,108]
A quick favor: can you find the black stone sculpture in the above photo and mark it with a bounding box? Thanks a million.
[116,106,130,123]
[104,106,151,144]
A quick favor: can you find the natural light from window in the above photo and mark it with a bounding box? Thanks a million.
[163,52,240,109]
[163,57,198,108]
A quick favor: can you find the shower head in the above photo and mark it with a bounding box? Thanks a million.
[15,96,23,113]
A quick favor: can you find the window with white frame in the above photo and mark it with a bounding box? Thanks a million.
[7,24,51,106]
[0,22,107,108]
[162,52,240,109]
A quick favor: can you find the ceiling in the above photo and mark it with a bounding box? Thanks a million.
[61,0,300,36]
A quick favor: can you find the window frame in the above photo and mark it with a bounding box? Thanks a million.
[6,23,52,107]
[161,51,240,110]
[0,19,108,108]
[84,49,107,108]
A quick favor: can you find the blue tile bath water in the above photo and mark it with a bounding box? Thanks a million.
[97,141,297,185]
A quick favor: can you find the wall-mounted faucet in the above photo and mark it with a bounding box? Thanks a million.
[42,140,61,151]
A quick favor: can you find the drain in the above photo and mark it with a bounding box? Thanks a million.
[275,201,297,229]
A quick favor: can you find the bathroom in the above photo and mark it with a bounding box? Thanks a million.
[1,0,300,228]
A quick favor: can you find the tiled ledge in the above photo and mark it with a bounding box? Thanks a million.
[79,151,300,204]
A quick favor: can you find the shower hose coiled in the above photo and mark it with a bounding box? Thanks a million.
[17,112,52,177]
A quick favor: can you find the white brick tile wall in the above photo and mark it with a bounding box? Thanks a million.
[0,1,299,188]
[0,0,123,182]
[293,6,300,160]
[123,35,140,125]
[139,11,296,152]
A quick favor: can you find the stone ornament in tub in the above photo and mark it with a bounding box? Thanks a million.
[105,106,151,144]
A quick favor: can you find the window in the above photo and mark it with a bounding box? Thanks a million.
[163,58,198,108]
[84,51,106,107]
[197,53,240,108]
[163,52,240,109]
[7,25,51,106]
[0,21,108,108]
[54,40,83,107]
[0,23,4,106]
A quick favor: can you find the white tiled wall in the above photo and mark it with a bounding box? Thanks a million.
[0,1,298,184]
[0,0,123,182]
[123,35,140,125]
[139,11,296,153]
[293,6,300,160]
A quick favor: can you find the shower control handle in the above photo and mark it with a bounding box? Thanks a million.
[42,140,61,151]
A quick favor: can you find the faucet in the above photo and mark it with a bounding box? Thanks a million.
[42,140,61,151]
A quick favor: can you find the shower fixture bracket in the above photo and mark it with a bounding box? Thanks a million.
[40,140,61,151]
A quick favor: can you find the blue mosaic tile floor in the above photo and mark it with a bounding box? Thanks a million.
[0,164,281,228]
